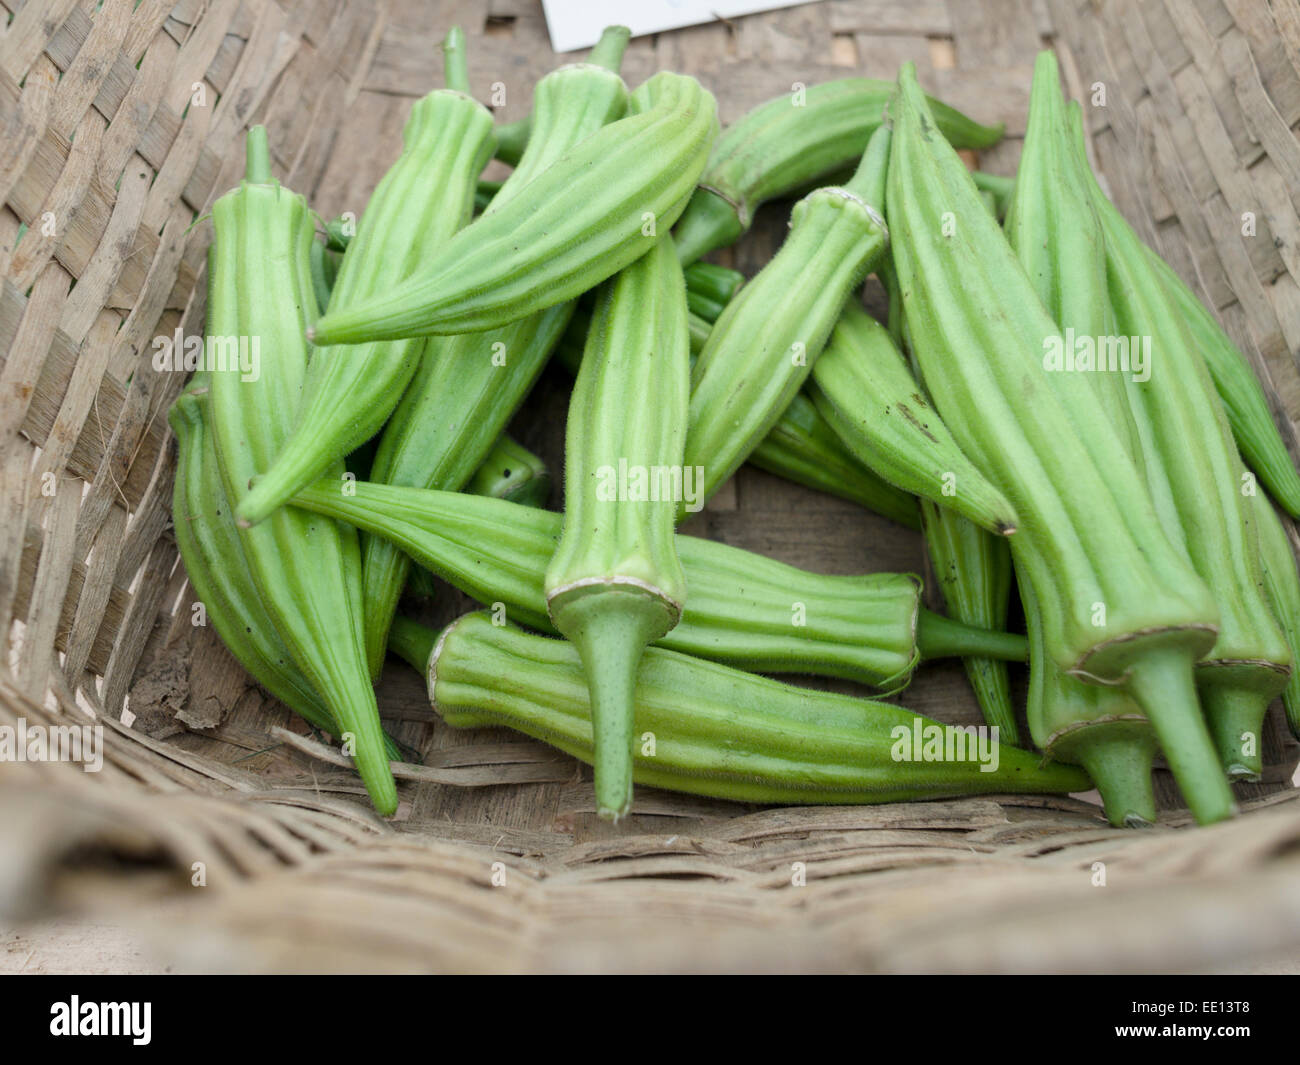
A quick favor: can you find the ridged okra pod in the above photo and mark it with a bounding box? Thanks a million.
[672,78,1003,265]
[748,391,921,529]
[170,380,403,764]
[286,479,1028,687]
[205,128,395,814]
[359,31,631,678]
[879,261,1021,743]
[309,70,718,345]
[878,260,1019,741]
[559,285,921,528]
[1000,55,1159,817]
[1143,247,1300,520]
[544,236,691,819]
[889,63,1231,824]
[683,127,895,510]
[919,501,1019,743]
[808,302,1019,535]
[236,30,495,526]
[1253,498,1300,741]
[1079,131,1290,781]
[405,613,1085,805]
[972,171,1016,221]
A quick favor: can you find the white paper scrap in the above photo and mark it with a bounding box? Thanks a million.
[541,0,822,54]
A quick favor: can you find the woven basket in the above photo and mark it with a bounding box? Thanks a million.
[3,0,1300,974]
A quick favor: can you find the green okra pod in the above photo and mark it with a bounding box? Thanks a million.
[359,30,633,679]
[544,236,692,819]
[748,390,921,529]
[473,178,504,215]
[808,301,1020,535]
[557,281,920,529]
[170,380,403,764]
[205,128,395,814]
[493,118,529,167]
[236,29,496,526]
[972,171,1015,220]
[998,54,1159,817]
[1144,246,1300,520]
[683,127,896,511]
[401,613,1085,806]
[309,70,718,345]
[1253,498,1300,741]
[879,261,1020,745]
[468,433,551,508]
[284,479,1027,688]
[671,78,1004,265]
[919,500,1019,745]
[682,261,745,307]
[889,63,1231,824]
[1075,110,1290,781]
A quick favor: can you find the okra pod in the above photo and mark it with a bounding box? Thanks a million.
[672,78,1004,265]
[682,261,745,307]
[170,380,403,764]
[359,30,632,678]
[236,29,495,526]
[683,127,895,510]
[1144,247,1300,520]
[559,285,920,528]
[404,613,1086,805]
[889,64,1231,824]
[1076,111,1291,780]
[205,128,395,813]
[493,118,529,167]
[999,54,1158,815]
[468,433,551,508]
[919,500,1019,744]
[808,301,1020,535]
[1253,498,1300,740]
[309,70,718,344]
[284,479,1028,687]
[544,236,692,819]
[473,178,504,215]
[748,391,922,529]
[879,262,1020,744]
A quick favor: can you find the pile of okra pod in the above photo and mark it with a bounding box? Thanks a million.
[172,25,1300,825]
